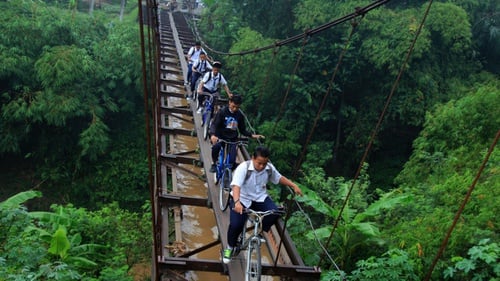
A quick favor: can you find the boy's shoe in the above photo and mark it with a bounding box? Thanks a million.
[186,94,192,101]
[209,164,216,173]
[222,248,233,264]
[196,108,203,114]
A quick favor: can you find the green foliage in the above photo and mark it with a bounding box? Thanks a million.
[227,27,274,94]
[0,192,148,280]
[347,249,419,281]
[48,227,71,258]
[35,45,95,89]
[0,190,41,209]
[197,0,243,51]
[444,239,499,280]
[382,77,499,277]
[78,115,110,161]
[293,0,340,30]
[258,120,302,175]
[290,167,410,271]
[0,0,146,210]
[72,116,148,210]
[397,78,500,185]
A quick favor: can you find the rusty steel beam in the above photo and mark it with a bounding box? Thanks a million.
[160,104,192,115]
[158,256,321,279]
[160,159,202,178]
[159,89,185,99]
[160,126,196,137]
[159,257,224,273]
[162,112,194,124]
[260,264,321,279]
[159,194,209,207]
[174,149,198,156]
[160,76,184,86]
[179,239,220,258]
[160,153,199,164]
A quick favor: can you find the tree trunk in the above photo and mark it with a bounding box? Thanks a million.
[89,0,95,15]
[119,0,126,21]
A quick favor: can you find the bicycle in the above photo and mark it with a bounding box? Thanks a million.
[215,138,248,211]
[197,92,215,140]
[190,70,208,102]
[233,207,287,281]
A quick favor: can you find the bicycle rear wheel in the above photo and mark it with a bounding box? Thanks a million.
[203,112,211,140]
[193,80,200,102]
[219,168,232,211]
[245,239,261,281]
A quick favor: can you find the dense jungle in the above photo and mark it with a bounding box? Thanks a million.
[0,0,498,280]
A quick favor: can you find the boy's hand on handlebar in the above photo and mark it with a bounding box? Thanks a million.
[233,201,243,214]
[252,134,265,139]
[210,135,218,144]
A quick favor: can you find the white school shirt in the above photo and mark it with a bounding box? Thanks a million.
[187,47,205,63]
[193,59,212,73]
[201,71,227,92]
[230,161,282,207]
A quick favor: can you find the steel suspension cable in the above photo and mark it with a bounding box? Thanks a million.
[293,197,346,279]
[268,36,309,145]
[272,189,345,280]
[424,129,500,280]
[292,20,359,179]
[318,0,435,268]
[194,0,390,57]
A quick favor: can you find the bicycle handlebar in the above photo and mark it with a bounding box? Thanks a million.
[217,138,249,145]
[198,92,215,100]
[243,207,287,218]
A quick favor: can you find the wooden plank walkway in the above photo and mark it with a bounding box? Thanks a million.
[154,9,321,281]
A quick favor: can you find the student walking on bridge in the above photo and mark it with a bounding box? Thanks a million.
[222,146,303,264]
[208,94,263,173]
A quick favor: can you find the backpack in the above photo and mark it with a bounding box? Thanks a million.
[242,160,273,187]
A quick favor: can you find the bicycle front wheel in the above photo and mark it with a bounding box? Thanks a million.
[245,239,261,281]
[203,112,211,140]
[219,168,232,211]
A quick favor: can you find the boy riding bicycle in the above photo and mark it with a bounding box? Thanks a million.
[208,94,263,173]
[196,61,231,114]
[222,146,303,264]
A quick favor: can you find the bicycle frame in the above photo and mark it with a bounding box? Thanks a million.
[217,138,248,211]
[235,208,286,281]
[192,71,209,101]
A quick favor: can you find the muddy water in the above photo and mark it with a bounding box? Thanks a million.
[167,94,228,281]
